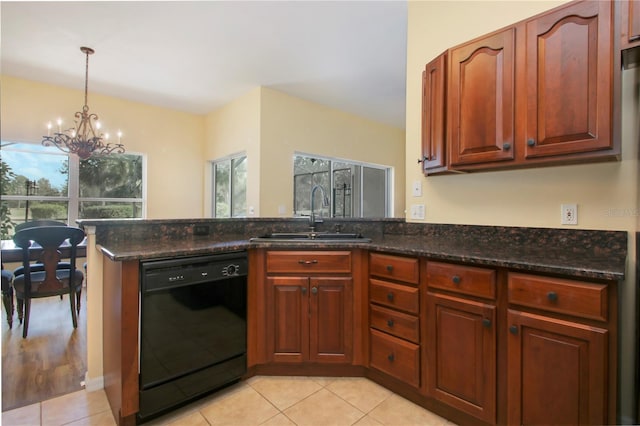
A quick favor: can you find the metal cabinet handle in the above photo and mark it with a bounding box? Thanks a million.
[387,292,395,302]
[311,287,318,295]
[387,319,395,327]
[298,259,319,265]
[527,138,536,147]
[452,275,461,285]
[387,353,395,362]
[509,325,518,335]
[417,156,429,163]
[547,291,558,302]
[301,287,307,295]
[503,142,511,150]
[386,265,394,272]
[482,318,491,328]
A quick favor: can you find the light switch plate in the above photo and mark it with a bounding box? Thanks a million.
[561,203,578,225]
[410,204,425,220]
[412,180,422,197]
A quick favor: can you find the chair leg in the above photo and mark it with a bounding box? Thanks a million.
[17,298,23,324]
[76,288,82,314]
[69,290,78,329]
[2,288,13,329]
[22,298,31,338]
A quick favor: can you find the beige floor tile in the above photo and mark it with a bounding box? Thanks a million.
[164,411,211,426]
[368,394,449,426]
[41,389,110,426]
[2,402,41,426]
[353,414,384,426]
[65,410,117,426]
[326,377,392,413]
[258,413,296,426]
[249,376,323,410]
[284,388,365,426]
[200,385,279,425]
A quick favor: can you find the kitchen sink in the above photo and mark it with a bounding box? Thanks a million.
[249,231,371,244]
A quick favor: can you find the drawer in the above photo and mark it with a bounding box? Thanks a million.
[370,253,419,284]
[427,261,496,300]
[370,329,420,388]
[370,278,419,314]
[508,273,608,321]
[266,251,351,274]
[370,304,420,343]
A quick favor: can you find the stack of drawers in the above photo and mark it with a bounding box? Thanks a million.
[368,252,421,388]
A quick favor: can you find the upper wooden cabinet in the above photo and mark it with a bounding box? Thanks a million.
[448,28,516,167]
[420,0,620,175]
[619,0,640,50]
[524,0,613,159]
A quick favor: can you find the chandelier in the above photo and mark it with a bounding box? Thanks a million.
[41,46,125,160]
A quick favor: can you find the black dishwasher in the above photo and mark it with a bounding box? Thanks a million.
[138,252,247,422]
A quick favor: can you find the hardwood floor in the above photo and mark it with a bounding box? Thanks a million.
[1,291,87,412]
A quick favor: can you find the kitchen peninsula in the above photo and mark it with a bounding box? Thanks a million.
[79,218,626,426]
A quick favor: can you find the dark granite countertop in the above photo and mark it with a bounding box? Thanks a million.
[96,230,626,282]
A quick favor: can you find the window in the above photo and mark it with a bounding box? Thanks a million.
[1,142,144,238]
[293,153,391,219]
[211,154,247,218]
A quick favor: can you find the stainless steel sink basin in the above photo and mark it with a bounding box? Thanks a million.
[250,231,371,243]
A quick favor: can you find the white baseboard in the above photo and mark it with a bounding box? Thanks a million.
[82,372,104,392]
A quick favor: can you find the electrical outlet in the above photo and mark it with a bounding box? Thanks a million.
[412,180,422,197]
[410,204,425,220]
[561,204,578,225]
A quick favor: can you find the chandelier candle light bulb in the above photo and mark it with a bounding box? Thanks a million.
[41,46,126,160]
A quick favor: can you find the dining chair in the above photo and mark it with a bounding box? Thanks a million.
[1,265,14,328]
[12,225,85,338]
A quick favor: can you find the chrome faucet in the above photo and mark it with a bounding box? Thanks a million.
[310,184,329,229]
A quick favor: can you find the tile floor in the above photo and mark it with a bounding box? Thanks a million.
[2,376,455,426]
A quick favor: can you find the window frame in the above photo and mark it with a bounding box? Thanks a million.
[210,152,247,218]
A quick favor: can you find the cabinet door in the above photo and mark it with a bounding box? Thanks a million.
[309,277,353,363]
[426,293,496,423]
[507,309,608,425]
[619,0,640,49]
[421,52,448,174]
[266,276,309,363]
[448,28,516,166]
[525,1,613,158]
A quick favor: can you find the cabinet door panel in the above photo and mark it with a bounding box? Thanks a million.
[426,293,496,423]
[449,28,515,166]
[422,52,448,173]
[266,277,308,363]
[525,1,612,157]
[309,277,352,363]
[507,309,608,425]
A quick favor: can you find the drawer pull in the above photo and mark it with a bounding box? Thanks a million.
[387,292,395,302]
[301,287,307,295]
[452,275,461,285]
[547,291,558,302]
[387,353,395,362]
[482,318,491,328]
[386,265,394,272]
[527,138,536,147]
[298,259,319,265]
[509,325,518,335]
[387,319,395,327]
[311,287,318,295]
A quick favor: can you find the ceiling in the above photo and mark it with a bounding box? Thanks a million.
[1,1,408,129]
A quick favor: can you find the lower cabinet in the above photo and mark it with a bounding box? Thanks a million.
[426,293,496,423]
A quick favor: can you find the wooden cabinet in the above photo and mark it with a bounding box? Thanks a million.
[619,0,640,50]
[448,28,516,167]
[524,0,614,159]
[507,272,615,425]
[264,251,353,364]
[368,253,421,389]
[421,52,449,174]
[425,261,497,423]
[420,0,619,174]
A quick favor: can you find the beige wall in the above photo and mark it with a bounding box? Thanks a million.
[1,75,206,219]
[407,1,639,421]
[259,87,406,217]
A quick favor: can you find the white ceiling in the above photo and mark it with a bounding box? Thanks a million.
[1,1,408,129]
